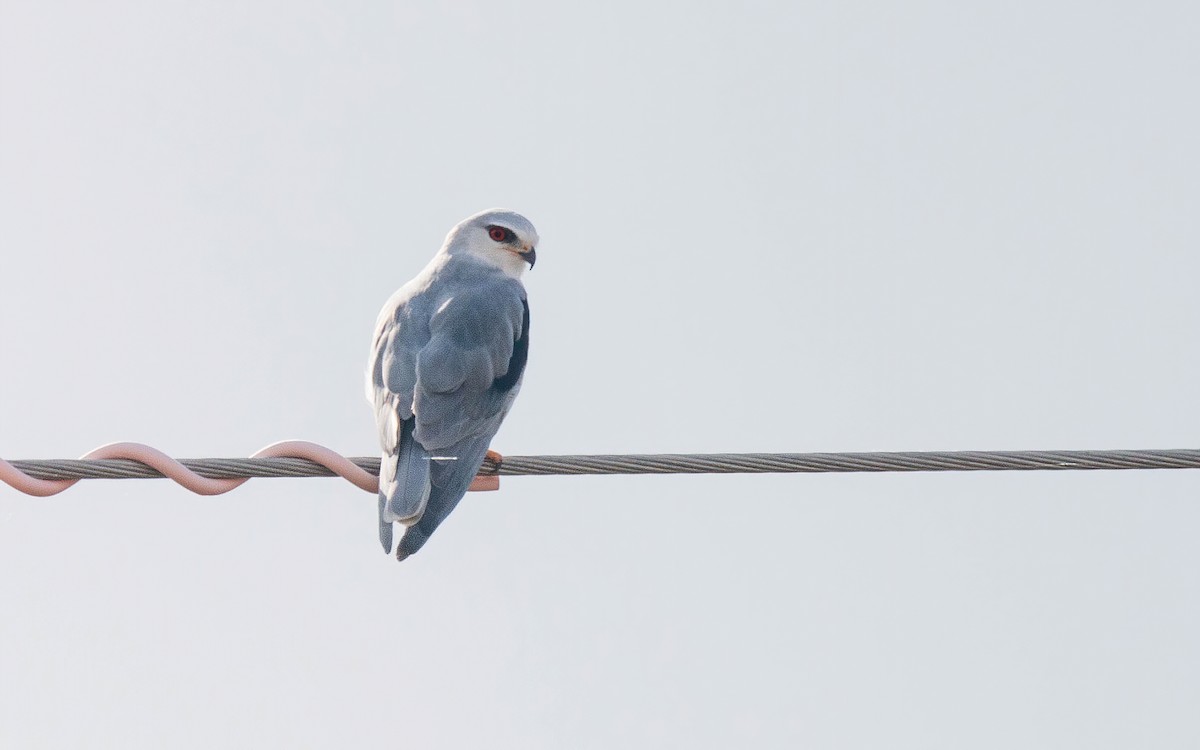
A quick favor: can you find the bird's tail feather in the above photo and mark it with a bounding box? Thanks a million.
[378,495,394,553]
[394,434,493,561]
[383,420,431,523]
[378,420,431,553]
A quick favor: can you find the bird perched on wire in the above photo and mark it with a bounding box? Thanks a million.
[367,209,537,561]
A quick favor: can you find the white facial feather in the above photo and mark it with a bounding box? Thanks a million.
[441,208,539,279]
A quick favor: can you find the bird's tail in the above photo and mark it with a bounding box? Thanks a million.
[377,419,431,553]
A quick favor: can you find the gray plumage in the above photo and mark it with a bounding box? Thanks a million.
[367,209,537,561]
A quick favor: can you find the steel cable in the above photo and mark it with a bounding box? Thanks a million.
[3,444,1200,497]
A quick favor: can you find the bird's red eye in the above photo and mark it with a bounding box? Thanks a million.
[488,227,508,242]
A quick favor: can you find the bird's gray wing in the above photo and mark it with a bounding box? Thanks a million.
[395,279,529,560]
[412,279,528,450]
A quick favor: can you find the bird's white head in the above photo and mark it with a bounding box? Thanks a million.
[442,208,539,279]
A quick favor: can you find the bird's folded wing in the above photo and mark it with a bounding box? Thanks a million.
[414,283,527,450]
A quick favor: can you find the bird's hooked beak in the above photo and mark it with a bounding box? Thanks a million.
[520,246,537,269]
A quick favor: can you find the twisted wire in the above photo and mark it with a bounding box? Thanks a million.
[3,444,1200,497]
[0,441,377,497]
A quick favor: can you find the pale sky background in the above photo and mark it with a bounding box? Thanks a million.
[2,1,1199,747]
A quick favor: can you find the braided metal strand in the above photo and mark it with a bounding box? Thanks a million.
[4,448,1200,498]
[493,449,1200,476]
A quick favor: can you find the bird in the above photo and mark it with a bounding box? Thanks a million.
[367,209,537,561]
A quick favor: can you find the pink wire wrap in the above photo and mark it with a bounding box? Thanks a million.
[0,441,381,497]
